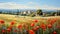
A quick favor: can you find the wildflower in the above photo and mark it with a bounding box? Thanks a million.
[30,23,35,27]
[17,24,22,29]
[0,20,5,24]
[43,28,46,31]
[10,21,15,25]
[8,25,13,29]
[7,28,11,32]
[33,26,40,31]
[2,29,5,33]
[36,26,40,29]
[33,28,37,31]
[53,31,57,34]
[34,20,38,23]
[47,18,51,22]
[47,24,52,28]
[14,30,18,32]
[29,30,35,34]
[53,18,57,22]
[40,23,46,30]
[50,20,55,25]
[56,26,60,29]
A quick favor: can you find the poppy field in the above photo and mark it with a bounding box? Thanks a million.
[0,14,60,34]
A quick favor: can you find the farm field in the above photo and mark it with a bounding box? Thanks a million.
[0,0,60,34]
[0,14,60,34]
[0,14,60,23]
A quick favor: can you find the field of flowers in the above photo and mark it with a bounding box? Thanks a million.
[0,14,60,34]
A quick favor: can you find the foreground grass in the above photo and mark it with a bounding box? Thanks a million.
[0,14,60,34]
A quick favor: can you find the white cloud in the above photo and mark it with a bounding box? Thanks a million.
[0,2,34,9]
[28,2,33,4]
[0,2,60,10]
[40,5,60,10]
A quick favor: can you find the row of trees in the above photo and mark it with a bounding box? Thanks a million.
[0,9,60,17]
[30,9,60,17]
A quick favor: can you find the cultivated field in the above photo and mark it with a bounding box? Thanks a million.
[0,14,60,23]
[0,14,60,34]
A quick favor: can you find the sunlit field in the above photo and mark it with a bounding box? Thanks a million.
[0,14,60,34]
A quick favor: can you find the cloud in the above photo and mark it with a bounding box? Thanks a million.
[0,2,41,9]
[0,2,60,10]
[0,2,34,9]
[40,5,60,10]
[28,2,33,4]
[28,2,39,6]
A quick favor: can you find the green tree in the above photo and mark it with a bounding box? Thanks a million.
[36,9,43,16]
[57,10,60,16]
[29,12,35,17]
[51,12,56,16]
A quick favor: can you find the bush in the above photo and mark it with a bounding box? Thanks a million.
[30,13,35,17]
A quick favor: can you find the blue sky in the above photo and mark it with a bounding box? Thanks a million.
[0,0,60,10]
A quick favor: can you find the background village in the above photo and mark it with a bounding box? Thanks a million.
[0,9,60,17]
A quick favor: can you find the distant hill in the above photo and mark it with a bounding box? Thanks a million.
[0,9,59,15]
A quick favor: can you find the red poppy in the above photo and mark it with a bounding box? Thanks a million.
[10,21,15,25]
[43,28,46,31]
[8,25,13,29]
[53,31,57,34]
[0,20,5,24]
[29,30,35,34]
[47,18,56,25]
[47,24,52,28]
[36,26,40,29]
[30,23,35,27]
[34,20,38,23]
[47,18,51,22]
[56,26,60,29]
[14,30,17,32]
[53,18,57,22]
[50,20,55,25]
[2,30,5,33]
[7,28,11,32]
[40,23,46,30]
[17,24,22,29]
[33,28,37,31]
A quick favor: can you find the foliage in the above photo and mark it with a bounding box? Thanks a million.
[36,9,43,16]
[51,12,57,16]
[29,12,35,17]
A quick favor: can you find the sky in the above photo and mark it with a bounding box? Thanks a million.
[0,0,60,10]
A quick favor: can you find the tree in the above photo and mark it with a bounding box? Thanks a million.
[0,10,2,14]
[57,10,60,16]
[29,12,35,17]
[51,12,57,16]
[36,9,43,16]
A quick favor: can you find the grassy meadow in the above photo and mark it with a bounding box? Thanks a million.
[0,14,60,34]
